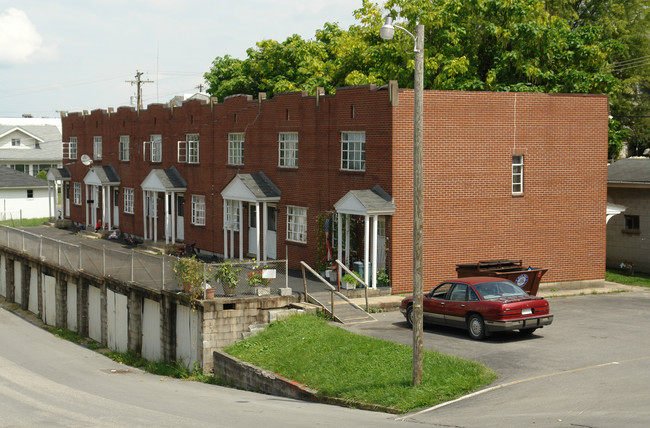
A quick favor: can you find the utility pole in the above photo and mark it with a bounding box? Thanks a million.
[126,70,153,111]
[196,84,204,92]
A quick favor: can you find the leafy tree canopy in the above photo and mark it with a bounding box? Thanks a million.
[204,0,650,157]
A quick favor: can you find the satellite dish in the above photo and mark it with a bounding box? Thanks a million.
[80,154,93,166]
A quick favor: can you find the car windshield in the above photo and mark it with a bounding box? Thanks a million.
[474,281,529,300]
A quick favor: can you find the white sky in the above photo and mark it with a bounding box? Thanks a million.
[0,1,363,118]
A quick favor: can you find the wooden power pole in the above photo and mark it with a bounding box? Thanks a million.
[126,70,153,111]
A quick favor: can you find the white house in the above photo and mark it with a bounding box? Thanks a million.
[0,166,50,220]
[0,117,62,176]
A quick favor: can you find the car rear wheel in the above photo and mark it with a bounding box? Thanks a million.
[467,314,486,340]
[405,305,414,328]
[519,328,537,336]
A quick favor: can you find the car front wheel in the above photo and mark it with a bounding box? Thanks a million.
[467,314,486,340]
[405,305,414,328]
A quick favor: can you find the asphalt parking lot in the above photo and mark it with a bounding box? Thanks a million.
[341,289,650,427]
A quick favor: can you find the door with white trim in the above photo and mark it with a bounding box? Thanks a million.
[176,195,185,241]
[113,188,119,227]
[248,204,257,255]
[266,206,277,259]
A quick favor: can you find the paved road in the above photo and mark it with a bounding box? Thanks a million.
[341,290,650,427]
[0,306,405,427]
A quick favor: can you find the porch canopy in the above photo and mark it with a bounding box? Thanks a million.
[334,185,395,289]
[83,165,120,230]
[46,167,71,219]
[221,172,281,261]
[141,166,187,243]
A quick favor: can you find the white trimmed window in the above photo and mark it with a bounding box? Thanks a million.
[228,133,244,165]
[11,138,20,146]
[286,205,307,243]
[119,135,130,161]
[512,155,523,194]
[279,132,298,168]
[65,137,78,159]
[225,199,240,231]
[124,188,134,214]
[73,183,81,205]
[93,136,102,160]
[187,134,199,164]
[191,195,206,225]
[341,131,365,171]
[151,134,162,162]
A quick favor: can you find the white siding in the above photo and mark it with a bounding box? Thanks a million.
[142,298,161,361]
[106,290,128,352]
[88,286,102,342]
[42,274,56,324]
[0,188,50,219]
[67,281,77,332]
[176,304,200,368]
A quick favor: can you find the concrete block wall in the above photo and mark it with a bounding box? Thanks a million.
[0,247,300,373]
[607,187,650,272]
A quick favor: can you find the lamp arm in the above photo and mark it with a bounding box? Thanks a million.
[393,24,419,52]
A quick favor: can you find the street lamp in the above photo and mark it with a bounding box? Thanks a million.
[380,16,425,386]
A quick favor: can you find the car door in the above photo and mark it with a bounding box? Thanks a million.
[443,283,470,328]
[423,282,453,326]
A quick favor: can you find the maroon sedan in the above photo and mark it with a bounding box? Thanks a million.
[400,277,553,340]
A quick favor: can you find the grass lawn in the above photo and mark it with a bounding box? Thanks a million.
[225,313,497,413]
[606,269,650,288]
[0,217,49,227]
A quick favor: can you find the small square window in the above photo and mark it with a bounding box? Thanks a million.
[27,189,33,198]
[624,215,640,232]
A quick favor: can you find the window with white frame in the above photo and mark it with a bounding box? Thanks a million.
[11,138,20,147]
[73,183,81,205]
[191,195,206,225]
[512,155,524,194]
[93,136,102,160]
[119,135,130,161]
[187,134,199,164]
[225,199,240,231]
[65,137,78,159]
[151,134,162,162]
[228,133,244,165]
[279,132,298,168]
[124,188,134,214]
[286,205,307,243]
[341,131,365,171]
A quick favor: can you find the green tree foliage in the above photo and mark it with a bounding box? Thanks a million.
[204,0,650,157]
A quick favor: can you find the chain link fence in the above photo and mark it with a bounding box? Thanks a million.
[0,225,290,297]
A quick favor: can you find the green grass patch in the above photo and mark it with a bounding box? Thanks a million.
[225,313,497,413]
[47,326,104,350]
[0,217,49,227]
[606,269,650,288]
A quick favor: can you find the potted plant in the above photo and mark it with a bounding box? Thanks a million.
[247,260,272,295]
[377,268,390,287]
[173,256,204,302]
[341,273,359,290]
[214,260,241,296]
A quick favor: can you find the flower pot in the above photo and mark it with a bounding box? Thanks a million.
[221,282,237,296]
[342,281,356,290]
[205,287,215,299]
[183,282,192,293]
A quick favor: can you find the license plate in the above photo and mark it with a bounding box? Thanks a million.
[522,308,532,315]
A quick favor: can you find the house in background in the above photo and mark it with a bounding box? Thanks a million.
[607,157,650,272]
[0,166,50,220]
[0,117,63,176]
[58,83,609,294]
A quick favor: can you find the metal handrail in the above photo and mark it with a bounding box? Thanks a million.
[300,261,336,319]
[335,259,369,312]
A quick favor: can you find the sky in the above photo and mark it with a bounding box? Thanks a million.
[0,1,363,118]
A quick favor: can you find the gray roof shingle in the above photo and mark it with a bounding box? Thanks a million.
[0,166,48,188]
[608,158,650,184]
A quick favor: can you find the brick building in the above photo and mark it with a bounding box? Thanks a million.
[56,83,609,293]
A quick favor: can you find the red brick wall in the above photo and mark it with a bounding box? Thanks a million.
[62,87,608,294]
[390,91,608,293]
